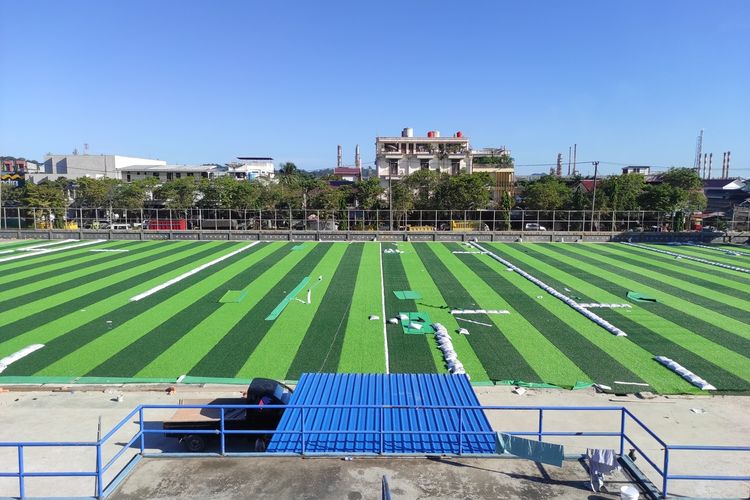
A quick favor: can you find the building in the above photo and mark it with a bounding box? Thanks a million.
[117,164,222,183]
[471,148,514,204]
[333,167,362,183]
[229,157,275,180]
[702,178,749,213]
[622,166,651,175]
[32,154,166,182]
[376,128,471,180]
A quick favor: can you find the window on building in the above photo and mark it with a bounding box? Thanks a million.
[388,159,399,176]
[126,174,131,182]
[153,172,159,178]
[201,172,208,178]
[451,160,461,175]
[420,159,430,170]
[166,172,173,180]
[176,173,182,178]
[187,173,194,177]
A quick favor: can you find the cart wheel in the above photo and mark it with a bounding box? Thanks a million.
[183,435,206,452]
[254,437,267,452]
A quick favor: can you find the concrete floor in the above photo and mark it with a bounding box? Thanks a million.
[1,385,748,498]
[111,456,636,500]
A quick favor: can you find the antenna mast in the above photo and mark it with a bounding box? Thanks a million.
[693,129,704,170]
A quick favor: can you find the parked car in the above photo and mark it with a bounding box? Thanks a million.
[524,223,546,231]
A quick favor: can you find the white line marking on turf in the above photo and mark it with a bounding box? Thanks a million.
[0,239,106,264]
[129,241,259,302]
[380,242,390,374]
[90,249,130,253]
[20,239,78,251]
[0,250,14,255]
[0,344,45,374]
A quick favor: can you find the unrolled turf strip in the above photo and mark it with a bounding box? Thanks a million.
[566,244,750,325]
[588,242,750,297]
[0,241,238,347]
[413,243,538,382]
[493,244,749,391]
[0,242,176,306]
[336,243,389,374]
[0,240,147,289]
[285,244,365,378]
[76,243,289,377]
[0,239,115,269]
[540,244,750,351]
[612,244,750,286]
[381,243,439,373]
[1,242,257,375]
[187,243,335,378]
[674,244,750,262]
[452,244,644,387]
[643,243,750,267]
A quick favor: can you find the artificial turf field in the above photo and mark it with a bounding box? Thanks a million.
[0,238,748,394]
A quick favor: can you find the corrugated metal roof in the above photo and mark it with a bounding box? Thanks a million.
[268,373,495,455]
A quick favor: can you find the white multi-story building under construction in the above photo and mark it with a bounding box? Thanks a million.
[375,127,513,203]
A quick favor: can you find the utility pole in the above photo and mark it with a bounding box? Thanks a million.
[590,161,599,232]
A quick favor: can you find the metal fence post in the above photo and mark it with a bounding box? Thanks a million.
[139,407,145,454]
[17,445,24,499]
[96,442,103,498]
[538,409,543,441]
[662,447,670,498]
[220,408,226,455]
[619,409,625,456]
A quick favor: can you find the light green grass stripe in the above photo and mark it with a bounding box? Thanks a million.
[0,241,153,287]
[431,244,587,387]
[591,243,750,295]
[337,244,388,374]
[0,242,242,353]
[0,241,213,329]
[650,244,750,266]
[0,239,128,272]
[36,243,282,376]
[0,242,168,301]
[401,243,489,380]
[519,244,750,383]
[236,244,349,379]
[552,244,750,339]
[136,244,320,378]
[624,244,750,281]
[491,244,697,393]
[685,244,750,260]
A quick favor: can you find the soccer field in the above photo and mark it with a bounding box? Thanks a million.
[0,238,748,394]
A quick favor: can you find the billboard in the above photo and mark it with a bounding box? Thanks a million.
[1,172,25,188]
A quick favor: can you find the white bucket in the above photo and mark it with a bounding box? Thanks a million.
[620,485,639,499]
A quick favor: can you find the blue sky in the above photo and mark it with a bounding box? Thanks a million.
[1,0,748,176]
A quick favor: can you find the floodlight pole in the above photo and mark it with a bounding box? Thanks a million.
[590,161,599,232]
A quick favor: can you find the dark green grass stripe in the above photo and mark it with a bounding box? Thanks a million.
[0,242,172,303]
[542,244,750,341]
[0,240,142,277]
[82,243,291,377]
[0,240,121,270]
[286,244,364,378]
[500,245,749,391]
[456,244,644,386]
[587,244,750,302]
[0,242,239,346]
[189,243,335,378]
[3,242,270,376]
[381,244,439,374]
[414,244,538,382]
[614,244,750,286]
[0,241,151,290]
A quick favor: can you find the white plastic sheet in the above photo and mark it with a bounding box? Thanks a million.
[654,356,716,391]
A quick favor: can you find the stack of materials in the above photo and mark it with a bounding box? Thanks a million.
[432,323,466,376]
[655,356,716,390]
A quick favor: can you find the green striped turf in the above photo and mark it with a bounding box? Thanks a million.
[236,243,349,379]
[645,244,750,267]
[0,242,238,349]
[679,244,750,261]
[455,243,644,387]
[381,243,439,373]
[399,244,488,380]
[0,242,251,375]
[542,244,750,348]
[0,242,174,306]
[75,243,287,377]
[0,240,150,288]
[336,243,388,374]
[0,240,116,270]
[495,244,749,391]
[0,240,136,276]
[187,243,335,378]
[614,244,750,286]
[413,243,537,382]
[285,244,364,378]
[431,244,587,386]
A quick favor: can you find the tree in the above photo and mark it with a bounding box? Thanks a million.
[352,177,384,210]
[74,177,120,208]
[499,190,514,230]
[404,170,441,209]
[24,181,67,228]
[154,178,197,213]
[522,176,571,211]
[434,173,492,210]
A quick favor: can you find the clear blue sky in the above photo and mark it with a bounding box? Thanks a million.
[1,0,748,176]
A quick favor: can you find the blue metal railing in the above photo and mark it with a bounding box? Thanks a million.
[1,404,748,498]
